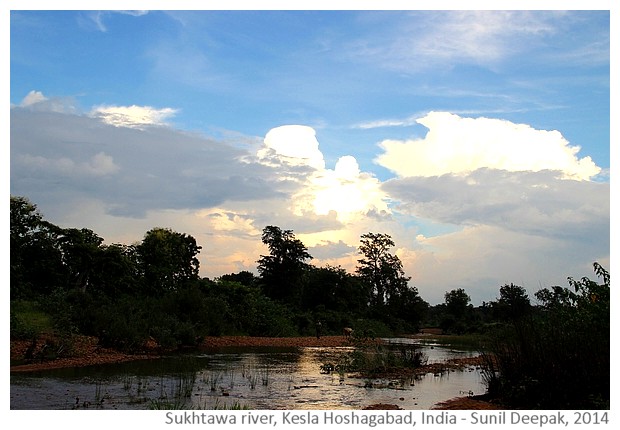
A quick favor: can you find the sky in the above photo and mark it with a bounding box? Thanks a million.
[7,3,613,305]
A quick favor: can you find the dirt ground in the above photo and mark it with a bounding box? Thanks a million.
[10,333,502,409]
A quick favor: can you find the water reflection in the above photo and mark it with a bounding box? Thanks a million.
[11,342,485,410]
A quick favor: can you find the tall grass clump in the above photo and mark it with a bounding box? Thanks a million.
[176,371,197,398]
[335,343,427,377]
[481,263,609,409]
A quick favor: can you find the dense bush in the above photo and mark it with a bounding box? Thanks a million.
[481,263,610,409]
[10,311,39,340]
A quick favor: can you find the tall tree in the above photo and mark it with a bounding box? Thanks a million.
[88,243,140,297]
[136,227,201,294]
[10,196,64,298]
[492,283,531,321]
[444,288,471,319]
[356,232,411,309]
[441,288,472,334]
[304,265,368,314]
[56,228,104,293]
[257,225,312,306]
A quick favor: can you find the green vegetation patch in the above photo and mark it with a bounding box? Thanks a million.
[10,300,53,339]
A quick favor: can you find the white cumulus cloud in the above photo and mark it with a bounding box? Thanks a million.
[258,125,325,170]
[20,90,48,106]
[258,125,390,223]
[309,156,389,222]
[375,111,601,180]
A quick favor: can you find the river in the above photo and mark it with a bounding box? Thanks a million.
[10,338,486,410]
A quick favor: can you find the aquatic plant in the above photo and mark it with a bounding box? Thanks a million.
[93,380,107,407]
[247,372,258,389]
[149,397,187,410]
[176,371,197,398]
[343,343,428,377]
[260,367,270,386]
[121,374,133,391]
[203,371,222,392]
[228,368,236,389]
[211,398,250,410]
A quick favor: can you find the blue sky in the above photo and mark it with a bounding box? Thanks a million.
[8,5,612,305]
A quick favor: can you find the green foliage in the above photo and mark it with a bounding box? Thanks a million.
[492,283,531,321]
[10,311,39,340]
[444,288,471,318]
[10,300,52,339]
[351,318,393,339]
[56,227,104,292]
[202,279,299,337]
[137,227,202,294]
[342,343,428,377]
[10,196,66,298]
[217,270,257,287]
[439,288,474,334]
[482,263,610,409]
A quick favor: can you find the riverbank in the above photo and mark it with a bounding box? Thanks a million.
[10,334,370,373]
[200,335,366,348]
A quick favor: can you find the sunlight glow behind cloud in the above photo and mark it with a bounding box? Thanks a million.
[258,126,390,223]
[90,105,178,129]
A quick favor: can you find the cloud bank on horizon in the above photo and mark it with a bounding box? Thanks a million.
[9,10,610,305]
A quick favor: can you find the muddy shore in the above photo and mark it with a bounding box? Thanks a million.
[10,335,363,373]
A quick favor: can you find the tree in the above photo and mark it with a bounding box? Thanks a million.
[10,196,65,298]
[257,226,312,306]
[441,288,472,334]
[304,265,368,314]
[492,283,531,321]
[485,263,610,409]
[356,233,410,309]
[56,228,104,293]
[10,196,44,243]
[88,243,140,297]
[444,288,471,318]
[355,232,425,331]
[136,227,201,294]
[218,271,258,287]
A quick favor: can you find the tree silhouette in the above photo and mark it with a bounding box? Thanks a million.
[356,232,410,309]
[257,226,312,306]
[136,227,201,294]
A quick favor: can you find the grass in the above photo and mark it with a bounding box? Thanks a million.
[211,399,250,410]
[149,398,188,410]
[10,300,54,339]
[414,332,487,350]
[324,343,429,378]
[176,371,197,398]
[202,371,222,392]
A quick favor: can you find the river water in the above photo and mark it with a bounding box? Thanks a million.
[10,339,486,410]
